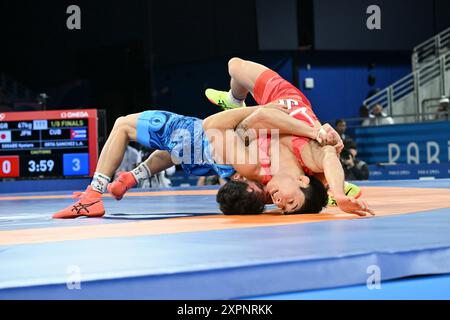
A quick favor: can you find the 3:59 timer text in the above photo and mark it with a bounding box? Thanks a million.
[27,160,55,173]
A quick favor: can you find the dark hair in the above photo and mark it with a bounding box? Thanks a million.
[340,149,353,161]
[335,119,346,126]
[344,140,357,150]
[216,181,265,215]
[288,176,328,215]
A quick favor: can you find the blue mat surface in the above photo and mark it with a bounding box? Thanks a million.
[1,180,450,299]
[249,274,450,300]
[1,210,450,299]
[0,187,221,231]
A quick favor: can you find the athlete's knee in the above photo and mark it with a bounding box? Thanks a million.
[113,115,136,139]
[113,116,127,130]
[228,57,245,77]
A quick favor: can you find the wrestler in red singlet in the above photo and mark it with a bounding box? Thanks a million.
[253,69,318,180]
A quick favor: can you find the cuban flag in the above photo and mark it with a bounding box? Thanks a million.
[0,131,11,143]
[70,128,87,140]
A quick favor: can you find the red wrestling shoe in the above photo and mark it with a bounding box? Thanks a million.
[107,171,137,201]
[52,186,105,219]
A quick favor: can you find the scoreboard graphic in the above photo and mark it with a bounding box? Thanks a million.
[0,109,98,178]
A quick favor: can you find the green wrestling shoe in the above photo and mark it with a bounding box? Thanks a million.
[328,182,362,207]
[205,88,246,110]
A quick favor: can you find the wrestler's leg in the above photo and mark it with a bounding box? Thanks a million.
[205,58,269,109]
[108,150,175,200]
[95,113,139,179]
[228,57,268,99]
[53,113,140,219]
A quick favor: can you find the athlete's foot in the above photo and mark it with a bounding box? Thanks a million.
[108,171,137,201]
[327,182,362,207]
[53,186,105,219]
[205,88,246,110]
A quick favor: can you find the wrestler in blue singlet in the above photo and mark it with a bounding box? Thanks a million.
[136,110,235,179]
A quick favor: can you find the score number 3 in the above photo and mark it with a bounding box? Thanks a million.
[72,158,81,172]
[63,153,89,176]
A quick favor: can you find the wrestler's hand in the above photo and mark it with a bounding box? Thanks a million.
[335,196,375,216]
[317,124,344,154]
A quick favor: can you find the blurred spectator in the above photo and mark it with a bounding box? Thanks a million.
[148,166,175,188]
[359,90,380,124]
[197,175,226,186]
[435,96,449,121]
[362,104,394,126]
[133,148,175,189]
[345,141,359,158]
[335,119,354,145]
[359,104,370,124]
[340,148,369,181]
[114,145,142,179]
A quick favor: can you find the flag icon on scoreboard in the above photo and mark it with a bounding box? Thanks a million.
[0,131,11,143]
[70,128,87,140]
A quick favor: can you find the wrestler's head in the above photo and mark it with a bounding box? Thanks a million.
[216,175,266,215]
[266,174,328,214]
[291,175,329,214]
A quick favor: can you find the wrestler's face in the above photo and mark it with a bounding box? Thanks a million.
[230,174,266,202]
[266,174,310,213]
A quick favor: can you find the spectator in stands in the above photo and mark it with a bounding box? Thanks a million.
[340,148,369,181]
[362,104,394,126]
[114,145,142,179]
[346,141,358,158]
[148,166,175,188]
[359,104,370,124]
[335,119,354,145]
[359,90,379,125]
[435,96,449,121]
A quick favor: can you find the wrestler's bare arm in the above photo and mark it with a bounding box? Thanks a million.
[309,143,374,216]
[236,106,342,149]
[203,104,325,141]
[202,107,259,131]
[237,106,319,140]
[311,145,346,198]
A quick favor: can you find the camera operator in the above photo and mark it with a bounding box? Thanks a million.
[340,149,369,181]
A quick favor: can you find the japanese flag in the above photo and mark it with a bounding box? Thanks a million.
[0,131,11,143]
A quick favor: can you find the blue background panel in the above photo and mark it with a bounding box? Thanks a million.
[355,121,450,165]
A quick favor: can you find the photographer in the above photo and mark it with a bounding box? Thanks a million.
[340,149,369,181]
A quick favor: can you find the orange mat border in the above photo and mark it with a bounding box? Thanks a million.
[1,187,450,246]
[0,189,217,201]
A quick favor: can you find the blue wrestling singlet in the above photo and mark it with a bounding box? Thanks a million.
[136,110,235,179]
